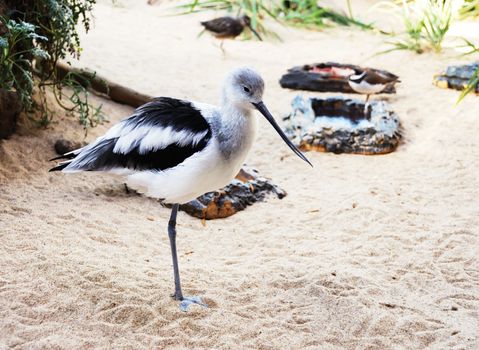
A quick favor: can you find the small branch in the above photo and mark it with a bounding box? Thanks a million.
[55,61,154,108]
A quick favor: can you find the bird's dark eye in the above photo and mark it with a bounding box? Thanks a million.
[243,86,251,93]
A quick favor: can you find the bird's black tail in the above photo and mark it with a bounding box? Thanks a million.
[49,153,77,162]
[49,161,71,172]
[49,147,82,172]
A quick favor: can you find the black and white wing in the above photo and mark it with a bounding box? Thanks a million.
[50,97,212,173]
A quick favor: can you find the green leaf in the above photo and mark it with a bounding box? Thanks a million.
[457,67,479,104]
[32,47,50,59]
[0,37,8,49]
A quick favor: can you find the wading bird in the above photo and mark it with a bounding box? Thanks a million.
[348,69,400,103]
[50,67,311,311]
[201,15,262,52]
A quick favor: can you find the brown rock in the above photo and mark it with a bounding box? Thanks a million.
[433,62,479,93]
[54,138,86,155]
[284,96,401,155]
[179,166,286,220]
[279,62,398,94]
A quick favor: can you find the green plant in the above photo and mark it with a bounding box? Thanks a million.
[6,0,95,63]
[175,0,372,39]
[459,37,479,55]
[0,0,103,130]
[37,68,104,130]
[377,0,452,54]
[0,17,49,110]
[422,0,451,52]
[456,66,479,103]
[346,0,353,18]
[459,0,479,19]
[456,41,479,103]
[377,1,424,54]
[279,0,372,30]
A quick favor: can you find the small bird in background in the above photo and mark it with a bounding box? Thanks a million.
[348,69,400,103]
[201,15,263,52]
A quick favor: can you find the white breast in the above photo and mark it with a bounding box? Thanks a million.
[349,80,385,95]
[125,138,227,204]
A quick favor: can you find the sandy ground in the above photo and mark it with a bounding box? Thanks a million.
[1,0,479,349]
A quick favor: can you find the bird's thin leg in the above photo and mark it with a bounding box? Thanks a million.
[364,94,370,115]
[220,40,225,55]
[167,204,207,311]
[168,203,183,300]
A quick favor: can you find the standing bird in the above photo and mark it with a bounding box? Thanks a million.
[348,69,400,103]
[50,67,311,311]
[201,15,262,52]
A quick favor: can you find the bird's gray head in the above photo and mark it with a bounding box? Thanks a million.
[221,67,312,167]
[222,67,264,110]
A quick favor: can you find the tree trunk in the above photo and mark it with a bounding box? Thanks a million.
[0,89,21,139]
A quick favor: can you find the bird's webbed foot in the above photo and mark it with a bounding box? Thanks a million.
[171,293,207,312]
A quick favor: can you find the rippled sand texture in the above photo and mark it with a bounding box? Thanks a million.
[1,0,479,349]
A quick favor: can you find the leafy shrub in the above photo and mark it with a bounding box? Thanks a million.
[0,0,103,130]
[278,0,372,30]
[378,0,452,54]
[459,0,479,19]
[0,18,49,110]
[457,41,479,103]
[176,0,372,39]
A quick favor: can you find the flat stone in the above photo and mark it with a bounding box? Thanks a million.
[434,62,479,92]
[180,166,286,220]
[279,62,398,94]
[283,96,401,155]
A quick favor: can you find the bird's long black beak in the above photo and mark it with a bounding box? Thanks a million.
[247,24,263,41]
[253,101,312,167]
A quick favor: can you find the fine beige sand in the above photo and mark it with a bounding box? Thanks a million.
[1,1,479,349]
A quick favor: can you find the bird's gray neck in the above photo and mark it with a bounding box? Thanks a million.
[215,103,257,161]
